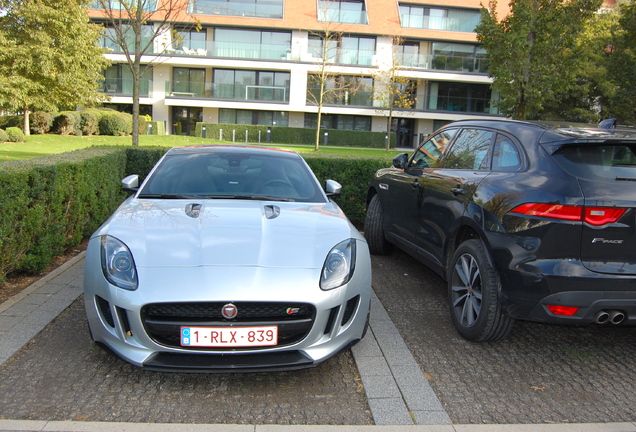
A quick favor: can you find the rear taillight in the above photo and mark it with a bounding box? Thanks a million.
[546,305,579,316]
[510,204,626,226]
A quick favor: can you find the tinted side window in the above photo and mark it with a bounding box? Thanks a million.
[443,128,493,170]
[492,134,521,171]
[410,129,458,168]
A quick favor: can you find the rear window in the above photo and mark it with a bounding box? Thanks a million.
[552,143,636,181]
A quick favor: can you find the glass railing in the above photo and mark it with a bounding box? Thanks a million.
[99,77,152,97]
[397,53,489,74]
[164,81,289,102]
[426,95,499,114]
[307,87,374,106]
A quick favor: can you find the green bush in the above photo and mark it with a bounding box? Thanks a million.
[0,145,389,280]
[52,112,81,135]
[0,115,24,129]
[6,127,25,142]
[145,121,165,135]
[195,123,397,148]
[30,112,54,135]
[0,147,128,278]
[99,112,132,136]
[79,110,100,136]
[0,129,9,143]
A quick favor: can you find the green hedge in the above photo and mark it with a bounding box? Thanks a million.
[195,123,397,148]
[0,147,128,278]
[0,145,391,281]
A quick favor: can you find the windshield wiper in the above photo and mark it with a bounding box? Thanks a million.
[616,177,636,182]
[206,194,295,202]
[137,193,203,199]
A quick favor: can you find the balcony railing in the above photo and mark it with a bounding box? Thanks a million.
[397,53,489,74]
[165,81,289,102]
[307,88,374,107]
[426,95,499,114]
[99,77,152,97]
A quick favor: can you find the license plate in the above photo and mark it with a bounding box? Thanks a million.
[180,326,278,347]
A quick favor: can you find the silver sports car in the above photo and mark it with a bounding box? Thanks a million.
[83,145,372,372]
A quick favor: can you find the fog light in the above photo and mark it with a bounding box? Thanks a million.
[546,305,579,316]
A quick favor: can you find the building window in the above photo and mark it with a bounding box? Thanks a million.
[102,64,151,96]
[431,42,488,73]
[213,69,290,102]
[219,109,289,126]
[173,28,207,55]
[427,82,495,114]
[307,75,373,106]
[90,0,157,11]
[318,0,368,24]
[187,0,283,18]
[213,29,291,60]
[398,4,481,33]
[307,34,375,66]
[304,113,371,131]
[100,24,154,53]
[172,67,206,97]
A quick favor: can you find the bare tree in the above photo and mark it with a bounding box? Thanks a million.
[94,0,198,145]
[373,37,419,150]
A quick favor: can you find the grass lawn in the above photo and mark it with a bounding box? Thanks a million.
[1,134,405,161]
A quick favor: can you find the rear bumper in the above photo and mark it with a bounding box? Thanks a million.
[518,290,636,325]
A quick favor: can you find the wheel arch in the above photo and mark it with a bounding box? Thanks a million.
[444,221,495,277]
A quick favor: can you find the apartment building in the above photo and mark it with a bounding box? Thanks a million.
[90,0,508,148]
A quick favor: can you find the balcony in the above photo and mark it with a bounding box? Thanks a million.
[397,53,489,74]
[99,77,152,97]
[165,81,289,103]
[307,87,374,107]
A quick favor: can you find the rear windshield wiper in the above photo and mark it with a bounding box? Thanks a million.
[616,177,636,182]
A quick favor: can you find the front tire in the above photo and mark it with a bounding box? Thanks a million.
[448,239,514,342]
[364,194,393,255]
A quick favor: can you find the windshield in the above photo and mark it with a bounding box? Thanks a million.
[552,143,636,182]
[138,152,326,203]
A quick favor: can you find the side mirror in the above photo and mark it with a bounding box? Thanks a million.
[122,174,139,193]
[325,179,342,197]
[392,153,409,169]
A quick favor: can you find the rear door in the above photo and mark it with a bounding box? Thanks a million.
[552,142,636,275]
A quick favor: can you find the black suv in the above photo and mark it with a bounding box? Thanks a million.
[365,119,636,341]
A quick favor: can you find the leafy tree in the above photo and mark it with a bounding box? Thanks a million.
[0,0,110,135]
[476,0,602,120]
[94,0,197,145]
[540,5,620,122]
[605,0,636,124]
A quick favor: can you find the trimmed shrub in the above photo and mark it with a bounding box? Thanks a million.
[79,110,100,136]
[0,129,8,143]
[0,147,128,278]
[30,112,54,135]
[6,127,25,142]
[99,111,132,136]
[52,112,81,135]
[195,122,397,148]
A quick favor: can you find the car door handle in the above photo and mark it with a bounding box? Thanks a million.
[411,181,421,189]
[451,187,465,195]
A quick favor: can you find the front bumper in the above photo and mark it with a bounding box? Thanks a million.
[83,238,372,372]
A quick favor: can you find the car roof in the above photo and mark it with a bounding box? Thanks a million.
[441,119,636,144]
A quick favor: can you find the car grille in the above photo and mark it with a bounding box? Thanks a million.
[140,302,316,351]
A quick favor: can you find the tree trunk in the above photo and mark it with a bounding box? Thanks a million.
[23,108,31,136]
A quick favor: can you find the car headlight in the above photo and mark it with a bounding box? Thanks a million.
[320,239,356,290]
[100,235,138,290]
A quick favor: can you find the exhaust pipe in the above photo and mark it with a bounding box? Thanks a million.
[594,310,610,324]
[608,310,625,325]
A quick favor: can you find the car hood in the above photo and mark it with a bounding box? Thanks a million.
[97,198,358,269]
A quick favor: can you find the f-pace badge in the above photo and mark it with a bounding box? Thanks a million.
[222,303,238,319]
